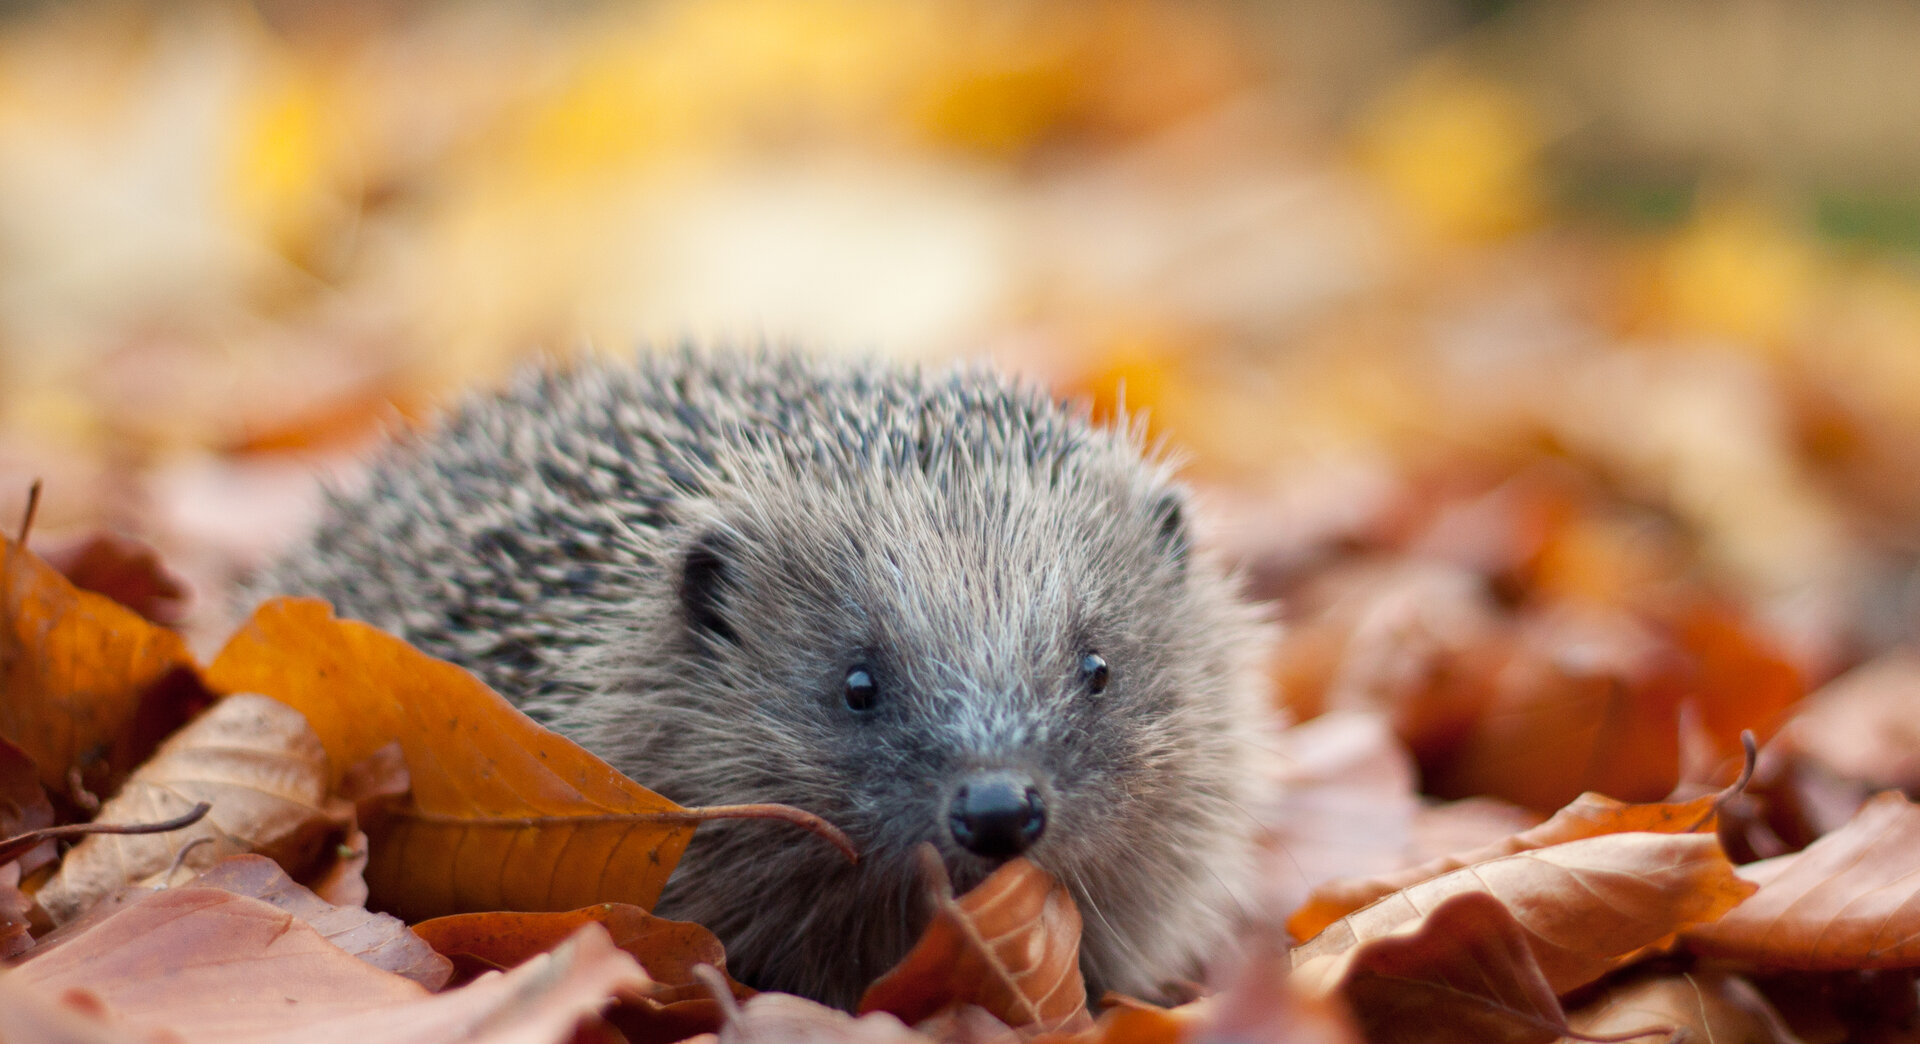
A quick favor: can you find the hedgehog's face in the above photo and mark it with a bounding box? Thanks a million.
[655,448,1268,996]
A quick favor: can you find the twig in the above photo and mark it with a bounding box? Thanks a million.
[0,801,211,867]
[15,478,41,546]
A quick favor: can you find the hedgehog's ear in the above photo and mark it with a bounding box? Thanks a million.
[1150,491,1191,574]
[680,530,741,648]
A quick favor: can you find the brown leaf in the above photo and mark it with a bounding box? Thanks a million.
[42,531,191,627]
[1426,606,1690,813]
[1668,599,1803,768]
[1293,892,1569,1044]
[34,693,343,924]
[413,903,748,1043]
[1289,789,1722,941]
[1292,832,1755,995]
[859,848,1091,1036]
[0,733,56,877]
[205,599,845,921]
[13,881,650,1043]
[10,886,432,1033]
[1560,970,1799,1044]
[307,742,412,908]
[189,854,453,989]
[1777,652,1920,790]
[1687,790,1920,969]
[268,924,651,1044]
[0,532,208,800]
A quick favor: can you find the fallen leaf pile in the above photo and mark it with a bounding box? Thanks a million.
[3,446,1919,1044]
[10,0,1920,1041]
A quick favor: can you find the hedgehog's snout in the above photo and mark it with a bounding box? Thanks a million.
[947,771,1047,859]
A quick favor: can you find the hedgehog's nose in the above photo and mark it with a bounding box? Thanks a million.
[949,774,1046,859]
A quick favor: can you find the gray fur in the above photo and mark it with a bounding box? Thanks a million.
[258,348,1276,1009]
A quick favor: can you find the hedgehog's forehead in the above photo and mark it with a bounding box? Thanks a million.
[720,437,1155,607]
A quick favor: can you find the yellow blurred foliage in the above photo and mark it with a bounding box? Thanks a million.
[1351,60,1544,244]
[225,57,355,264]
[1652,197,1823,352]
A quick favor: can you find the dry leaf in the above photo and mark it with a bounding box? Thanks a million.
[1292,832,1755,995]
[0,532,208,799]
[1560,970,1799,1044]
[10,886,433,1033]
[1778,652,1920,790]
[1289,789,1722,940]
[719,991,930,1044]
[307,742,412,908]
[414,903,742,997]
[859,849,1091,1036]
[0,733,56,877]
[34,693,342,924]
[204,599,843,921]
[1688,790,1920,969]
[1294,892,1569,1044]
[414,903,747,1043]
[189,855,453,989]
[1258,711,1420,926]
[1426,606,1690,812]
[42,532,191,627]
[14,880,649,1044]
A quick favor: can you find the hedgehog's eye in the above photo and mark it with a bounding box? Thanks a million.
[1079,652,1109,695]
[844,665,880,711]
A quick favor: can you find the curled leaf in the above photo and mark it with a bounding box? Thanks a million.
[1293,832,1755,995]
[1293,892,1569,1044]
[205,598,847,920]
[1,533,208,800]
[1687,790,1920,969]
[859,845,1091,1035]
[1290,789,1723,942]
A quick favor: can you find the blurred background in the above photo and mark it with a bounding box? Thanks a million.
[6,0,1920,822]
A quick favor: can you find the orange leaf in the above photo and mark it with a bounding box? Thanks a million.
[414,903,748,1043]
[859,848,1092,1035]
[0,533,207,799]
[1289,789,1721,941]
[1687,790,1920,969]
[1427,607,1689,813]
[1293,892,1569,1044]
[205,599,823,920]
[1292,833,1755,995]
[0,862,30,960]
[414,903,740,1000]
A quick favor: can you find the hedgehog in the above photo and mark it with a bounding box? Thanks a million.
[258,348,1277,1010]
